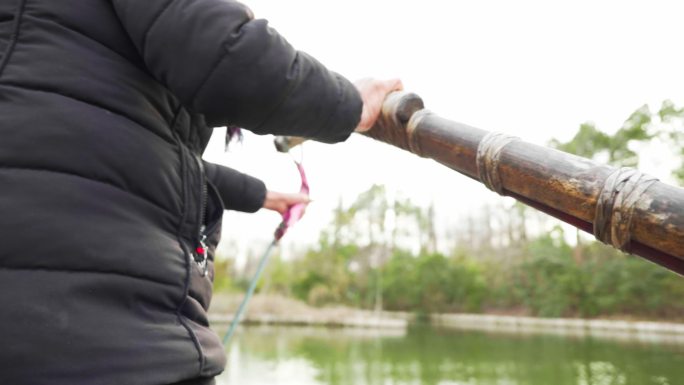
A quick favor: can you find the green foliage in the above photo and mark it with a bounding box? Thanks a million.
[658,99,684,122]
[290,243,358,306]
[501,235,684,318]
[217,232,684,320]
[221,226,684,319]
[511,233,579,317]
[658,100,684,184]
[212,257,235,292]
[551,105,654,167]
[550,123,611,160]
[552,100,684,184]
[265,255,294,296]
[381,250,419,311]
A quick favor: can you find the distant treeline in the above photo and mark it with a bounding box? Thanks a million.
[217,226,684,320]
[215,100,684,320]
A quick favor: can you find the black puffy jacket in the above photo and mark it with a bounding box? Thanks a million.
[0,1,361,384]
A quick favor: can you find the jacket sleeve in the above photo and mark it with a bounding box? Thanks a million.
[112,0,362,143]
[203,161,266,213]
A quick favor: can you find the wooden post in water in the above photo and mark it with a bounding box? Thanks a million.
[361,92,684,275]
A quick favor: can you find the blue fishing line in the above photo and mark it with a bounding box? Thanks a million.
[222,239,278,346]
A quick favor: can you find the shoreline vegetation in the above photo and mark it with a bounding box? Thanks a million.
[214,210,684,323]
[209,294,684,344]
[210,295,408,330]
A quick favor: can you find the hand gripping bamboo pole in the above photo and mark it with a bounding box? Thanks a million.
[362,92,684,274]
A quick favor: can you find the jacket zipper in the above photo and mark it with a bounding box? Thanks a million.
[193,153,209,276]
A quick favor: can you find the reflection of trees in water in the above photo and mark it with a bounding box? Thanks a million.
[230,326,684,385]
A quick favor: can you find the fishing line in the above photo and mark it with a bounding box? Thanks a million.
[222,151,309,347]
[222,239,278,346]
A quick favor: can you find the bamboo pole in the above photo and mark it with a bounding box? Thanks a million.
[361,92,684,274]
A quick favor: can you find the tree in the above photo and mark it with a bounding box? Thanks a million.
[657,100,684,184]
[550,105,654,168]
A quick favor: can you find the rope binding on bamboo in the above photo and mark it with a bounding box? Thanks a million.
[476,132,519,195]
[594,167,658,251]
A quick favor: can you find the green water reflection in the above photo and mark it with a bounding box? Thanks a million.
[217,325,684,385]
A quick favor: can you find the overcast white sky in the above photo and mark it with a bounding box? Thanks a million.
[204,0,684,259]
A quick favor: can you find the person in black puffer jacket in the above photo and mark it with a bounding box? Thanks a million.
[0,1,401,384]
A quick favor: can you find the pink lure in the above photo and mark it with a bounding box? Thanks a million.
[274,161,309,241]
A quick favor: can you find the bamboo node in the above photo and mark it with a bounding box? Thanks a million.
[476,132,519,195]
[594,168,658,251]
[406,109,432,156]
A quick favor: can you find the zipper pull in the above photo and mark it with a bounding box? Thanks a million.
[194,228,209,277]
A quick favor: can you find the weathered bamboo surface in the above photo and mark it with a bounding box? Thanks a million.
[363,92,684,274]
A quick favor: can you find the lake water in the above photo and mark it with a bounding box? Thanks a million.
[215,325,684,385]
